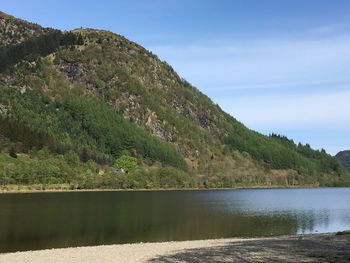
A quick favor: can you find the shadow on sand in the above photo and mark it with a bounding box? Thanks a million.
[149,235,350,263]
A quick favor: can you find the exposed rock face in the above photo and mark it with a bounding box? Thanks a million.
[0,103,8,115]
[145,111,173,142]
[336,150,350,169]
[0,73,29,95]
[108,92,173,142]
[0,11,52,46]
[59,60,90,85]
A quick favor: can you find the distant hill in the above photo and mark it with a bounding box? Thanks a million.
[336,151,350,169]
[0,11,349,189]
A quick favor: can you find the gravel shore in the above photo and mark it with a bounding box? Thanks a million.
[1,234,349,263]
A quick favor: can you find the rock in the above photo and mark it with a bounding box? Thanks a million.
[0,103,8,115]
[145,111,173,142]
[59,61,89,82]
[19,85,27,94]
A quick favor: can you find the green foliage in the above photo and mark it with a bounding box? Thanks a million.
[0,152,196,189]
[157,167,192,188]
[9,147,17,159]
[336,151,350,170]
[0,30,84,72]
[0,25,347,190]
[115,155,138,172]
[0,153,74,185]
[0,86,186,170]
[222,122,343,177]
[64,151,80,166]
[60,96,187,169]
[0,116,53,152]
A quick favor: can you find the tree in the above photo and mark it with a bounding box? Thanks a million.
[64,151,80,166]
[9,147,17,158]
[80,148,90,163]
[115,155,138,173]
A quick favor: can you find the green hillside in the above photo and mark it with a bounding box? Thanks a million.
[0,12,349,190]
[336,151,350,170]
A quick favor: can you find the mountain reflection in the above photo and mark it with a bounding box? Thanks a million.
[0,188,349,252]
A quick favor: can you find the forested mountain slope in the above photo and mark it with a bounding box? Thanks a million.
[0,12,348,190]
[336,151,350,170]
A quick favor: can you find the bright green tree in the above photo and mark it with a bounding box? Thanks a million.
[115,155,138,173]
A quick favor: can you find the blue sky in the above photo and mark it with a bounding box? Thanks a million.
[1,0,350,154]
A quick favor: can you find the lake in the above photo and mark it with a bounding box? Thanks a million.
[0,188,349,253]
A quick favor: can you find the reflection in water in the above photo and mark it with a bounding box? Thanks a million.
[0,188,349,252]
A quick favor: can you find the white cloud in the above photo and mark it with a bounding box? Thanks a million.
[146,29,350,153]
[218,89,350,128]
[149,32,350,128]
[150,34,350,92]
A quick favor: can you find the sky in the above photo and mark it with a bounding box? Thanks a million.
[1,0,349,155]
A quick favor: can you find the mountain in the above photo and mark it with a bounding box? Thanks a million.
[336,151,350,170]
[0,12,349,190]
[0,11,53,46]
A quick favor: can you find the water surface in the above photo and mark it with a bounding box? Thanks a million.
[0,188,349,252]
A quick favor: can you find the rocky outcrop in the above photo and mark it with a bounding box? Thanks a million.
[0,73,29,95]
[0,11,52,46]
[108,92,173,142]
[0,103,8,115]
[145,111,173,142]
[59,60,90,83]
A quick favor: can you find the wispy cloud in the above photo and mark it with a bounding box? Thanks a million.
[150,33,350,93]
[147,27,350,153]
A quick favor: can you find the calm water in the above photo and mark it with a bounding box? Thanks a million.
[0,188,349,253]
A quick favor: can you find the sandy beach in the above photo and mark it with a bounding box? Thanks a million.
[1,233,349,263]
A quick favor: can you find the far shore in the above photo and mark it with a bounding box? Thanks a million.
[0,184,327,194]
[1,233,349,263]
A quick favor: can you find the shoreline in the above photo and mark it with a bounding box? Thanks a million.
[1,233,349,262]
[0,184,329,194]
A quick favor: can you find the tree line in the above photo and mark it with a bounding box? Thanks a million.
[0,30,84,72]
[0,86,187,170]
[223,125,343,177]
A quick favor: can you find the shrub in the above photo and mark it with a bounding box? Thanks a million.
[115,155,138,173]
